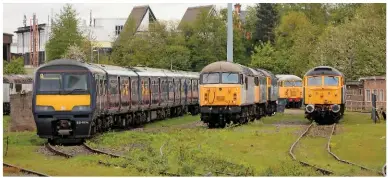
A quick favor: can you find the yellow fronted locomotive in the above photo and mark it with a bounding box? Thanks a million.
[303,66,346,124]
[199,61,277,128]
[276,74,303,108]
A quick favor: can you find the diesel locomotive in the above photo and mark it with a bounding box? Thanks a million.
[32,59,200,142]
[303,66,346,124]
[199,61,278,128]
[276,74,303,108]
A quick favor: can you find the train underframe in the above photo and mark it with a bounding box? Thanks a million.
[35,104,200,144]
[304,104,345,125]
[200,101,277,128]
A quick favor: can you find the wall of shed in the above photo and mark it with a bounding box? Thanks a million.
[9,92,36,132]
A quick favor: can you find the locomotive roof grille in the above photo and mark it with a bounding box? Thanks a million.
[305,66,344,77]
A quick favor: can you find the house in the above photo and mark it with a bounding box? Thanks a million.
[90,18,127,54]
[345,76,386,111]
[360,76,386,104]
[118,5,157,36]
[177,5,216,30]
[3,33,13,62]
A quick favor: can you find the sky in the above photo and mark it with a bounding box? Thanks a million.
[3,3,254,36]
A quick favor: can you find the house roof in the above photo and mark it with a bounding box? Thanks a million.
[177,5,215,29]
[128,5,157,32]
[359,76,386,81]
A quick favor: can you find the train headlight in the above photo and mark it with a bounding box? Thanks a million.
[306,104,315,113]
[35,105,55,112]
[204,93,208,101]
[331,104,340,113]
[233,93,237,101]
[72,105,91,112]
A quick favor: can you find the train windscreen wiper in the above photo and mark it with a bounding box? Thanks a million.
[64,88,86,94]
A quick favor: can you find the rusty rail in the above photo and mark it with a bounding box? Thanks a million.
[327,124,384,176]
[3,163,49,177]
[289,123,334,175]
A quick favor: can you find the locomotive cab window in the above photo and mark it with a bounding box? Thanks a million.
[221,73,239,84]
[307,76,322,86]
[201,73,220,84]
[294,81,302,87]
[324,76,339,86]
[15,84,22,93]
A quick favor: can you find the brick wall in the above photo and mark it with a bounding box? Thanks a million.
[10,92,36,132]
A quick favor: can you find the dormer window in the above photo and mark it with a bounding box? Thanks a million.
[115,25,123,35]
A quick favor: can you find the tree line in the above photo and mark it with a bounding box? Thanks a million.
[5,3,385,80]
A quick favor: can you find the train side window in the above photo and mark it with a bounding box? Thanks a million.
[254,77,259,86]
[15,84,22,93]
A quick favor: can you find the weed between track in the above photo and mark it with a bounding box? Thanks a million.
[3,112,386,176]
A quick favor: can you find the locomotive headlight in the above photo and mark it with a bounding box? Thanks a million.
[204,93,208,101]
[72,105,91,112]
[306,104,315,113]
[233,93,237,100]
[331,104,340,113]
[35,105,55,112]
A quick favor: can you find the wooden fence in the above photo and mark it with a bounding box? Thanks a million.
[345,100,386,112]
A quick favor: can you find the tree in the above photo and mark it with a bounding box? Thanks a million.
[45,4,86,61]
[62,44,87,61]
[4,57,26,75]
[253,4,278,45]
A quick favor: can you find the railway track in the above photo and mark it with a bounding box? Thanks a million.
[327,124,384,176]
[289,123,334,175]
[290,123,384,176]
[3,163,49,177]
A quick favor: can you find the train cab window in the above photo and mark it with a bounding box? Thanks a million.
[202,73,220,84]
[221,73,239,84]
[38,73,62,92]
[324,76,339,86]
[64,74,88,91]
[294,81,302,87]
[307,76,322,86]
[284,81,293,87]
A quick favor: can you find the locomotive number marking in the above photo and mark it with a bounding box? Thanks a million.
[76,121,89,125]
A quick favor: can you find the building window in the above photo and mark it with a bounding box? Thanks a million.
[366,89,371,102]
[359,89,362,95]
[373,89,378,101]
[115,25,123,35]
[380,89,384,101]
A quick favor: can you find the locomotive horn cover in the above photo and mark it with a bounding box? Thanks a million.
[306,104,314,113]
[331,104,340,113]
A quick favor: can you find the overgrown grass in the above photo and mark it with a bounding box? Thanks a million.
[3,111,385,176]
[294,112,385,176]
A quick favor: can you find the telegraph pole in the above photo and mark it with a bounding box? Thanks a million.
[227,3,233,62]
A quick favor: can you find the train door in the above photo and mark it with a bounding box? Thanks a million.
[158,78,161,106]
[267,77,272,101]
[118,76,121,111]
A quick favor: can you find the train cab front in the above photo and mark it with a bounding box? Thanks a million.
[32,66,94,140]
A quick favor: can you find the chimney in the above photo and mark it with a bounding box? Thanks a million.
[234,3,241,14]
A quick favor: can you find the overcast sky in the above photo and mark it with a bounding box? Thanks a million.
[3,3,254,36]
